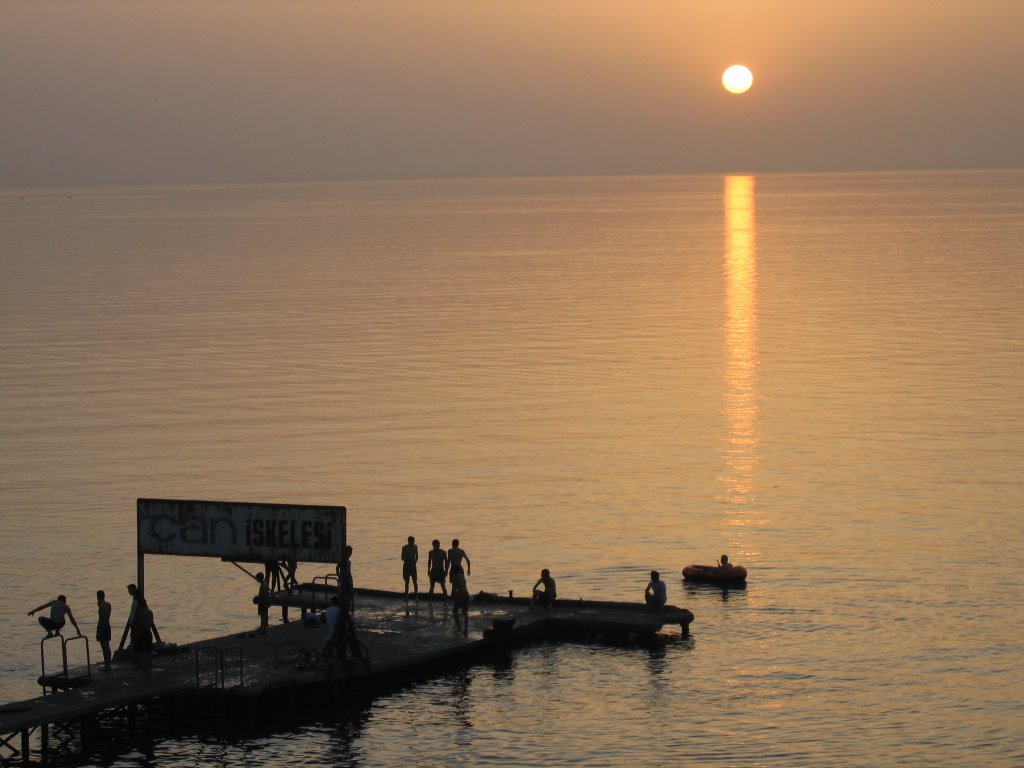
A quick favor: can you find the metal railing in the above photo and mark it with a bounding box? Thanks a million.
[310,573,340,605]
[38,634,91,693]
[194,645,245,689]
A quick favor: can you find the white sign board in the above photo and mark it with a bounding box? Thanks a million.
[137,498,345,564]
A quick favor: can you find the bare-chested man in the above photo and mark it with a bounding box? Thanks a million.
[529,568,557,608]
[28,595,81,638]
[447,539,471,583]
[427,539,449,597]
[96,590,113,669]
[401,536,419,595]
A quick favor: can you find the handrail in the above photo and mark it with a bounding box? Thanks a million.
[194,645,245,689]
[194,646,221,688]
[311,574,340,605]
[39,634,91,693]
[220,646,245,688]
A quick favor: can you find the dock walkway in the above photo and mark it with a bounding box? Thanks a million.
[1,587,693,764]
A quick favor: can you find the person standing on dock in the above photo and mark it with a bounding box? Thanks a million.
[339,545,354,613]
[448,539,471,585]
[95,590,112,670]
[28,595,81,638]
[529,569,557,608]
[119,583,139,651]
[645,571,667,612]
[132,597,155,678]
[119,583,161,652]
[284,558,299,592]
[256,572,270,633]
[401,536,419,596]
[451,571,470,635]
[427,539,449,597]
[323,595,342,658]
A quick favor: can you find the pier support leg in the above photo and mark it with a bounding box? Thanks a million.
[20,729,29,767]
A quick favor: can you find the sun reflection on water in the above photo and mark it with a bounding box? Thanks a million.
[719,175,763,541]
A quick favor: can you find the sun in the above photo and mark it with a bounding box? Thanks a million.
[722,64,754,95]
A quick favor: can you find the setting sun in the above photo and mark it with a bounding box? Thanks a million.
[722,64,754,94]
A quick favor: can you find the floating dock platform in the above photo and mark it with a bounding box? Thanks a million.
[0,586,693,765]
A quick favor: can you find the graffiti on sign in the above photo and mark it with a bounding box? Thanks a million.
[137,498,345,563]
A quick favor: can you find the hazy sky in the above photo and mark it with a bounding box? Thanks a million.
[3,0,1023,187]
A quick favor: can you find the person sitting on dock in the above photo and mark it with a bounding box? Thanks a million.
[401,535,419,596]
[448,539,471,585]
[644,571,667,613]
[427,539,449,597]
[529,569,557,609]
[96,590,113,670]
[28,595,82,638]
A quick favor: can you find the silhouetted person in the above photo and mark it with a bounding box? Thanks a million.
[132,597,155,678]
[256,572,270,633]
[427,539,449,597]
[28,595,81,638]
[323,596,342,658]
[119,583,139,651]
[266,560,284,592]
[339,545,354,613]
[96,590,112,669]
[119,583,160,651]
[447,539,471,585]
[645,570,667,612]
[718,554,730,569]
[451,573,470,635]
[284,559,298,591]
[401,536,419,595]
[529,568,557,608]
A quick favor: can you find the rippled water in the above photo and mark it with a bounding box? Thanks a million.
[1,171,1022,766]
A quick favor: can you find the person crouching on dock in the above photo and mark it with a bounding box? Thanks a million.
[28,595,81,638]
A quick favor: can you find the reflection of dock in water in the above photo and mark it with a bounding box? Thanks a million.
[0,586,693,764]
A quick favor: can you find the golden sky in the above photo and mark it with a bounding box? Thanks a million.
[2,0,1022,186]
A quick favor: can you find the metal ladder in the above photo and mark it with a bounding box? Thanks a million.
[38,633,92,694]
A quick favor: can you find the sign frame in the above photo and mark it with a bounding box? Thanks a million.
[137,497,346,565]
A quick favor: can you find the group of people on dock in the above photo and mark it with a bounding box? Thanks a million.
[400,537,473,633]
[399,537,673,620]
[28,583,158,676]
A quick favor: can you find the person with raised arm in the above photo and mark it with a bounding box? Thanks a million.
[28,595,81,638]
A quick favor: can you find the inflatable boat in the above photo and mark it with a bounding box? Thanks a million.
[682,564,748,584]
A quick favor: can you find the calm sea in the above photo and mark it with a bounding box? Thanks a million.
[1,171,1022,766]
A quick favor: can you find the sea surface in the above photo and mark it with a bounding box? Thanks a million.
[1,171,1022,766]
